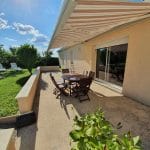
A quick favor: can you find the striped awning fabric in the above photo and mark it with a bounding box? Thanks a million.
[50,0,150,49]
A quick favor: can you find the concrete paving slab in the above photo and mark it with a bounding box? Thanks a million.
[16,72,150,150]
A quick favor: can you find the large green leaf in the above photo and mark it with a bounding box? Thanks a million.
[133,136,140,146]
[70,130,83,141]
[86,126,96,137]
[70,109,142,150]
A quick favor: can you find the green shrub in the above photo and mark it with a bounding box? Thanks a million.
[36,57,59,66]
[70,109,141,150]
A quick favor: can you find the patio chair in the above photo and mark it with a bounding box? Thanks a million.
[50,73,68,98]
[10,63,22,71]
[83,70,88,76]
[62,68,69,73]
[0,63,6,72]
[72,77,92,102]
[50,72,67,87]
[88,71,95,80]
[50,73,60,95]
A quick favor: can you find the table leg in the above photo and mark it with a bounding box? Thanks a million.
[70,82,71,96]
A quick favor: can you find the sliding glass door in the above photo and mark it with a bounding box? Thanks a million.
[96,43,128,86]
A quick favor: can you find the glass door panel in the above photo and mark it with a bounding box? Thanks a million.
[96,44,128,86]
[96,48,107,80]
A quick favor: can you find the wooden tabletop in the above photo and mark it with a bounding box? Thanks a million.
[62,73,87,82]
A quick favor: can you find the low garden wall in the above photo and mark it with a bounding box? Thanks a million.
[16,67,40,114]
[0,128,16,150]
[40,66,60,72]
[16,66,60,114]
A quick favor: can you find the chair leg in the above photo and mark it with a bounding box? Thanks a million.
[56,92,61,99]
[53,88,57,95]
[87,94,90,101]
[79,94,90,102]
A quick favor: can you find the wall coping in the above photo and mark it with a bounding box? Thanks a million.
[0,128,15,150]
[40,66,60,72]
[16,66,60,100]
[15,67,40,99]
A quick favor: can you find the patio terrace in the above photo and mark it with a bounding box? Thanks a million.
[15,72,150,150]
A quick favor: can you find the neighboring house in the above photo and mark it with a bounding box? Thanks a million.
[48,0,150,106]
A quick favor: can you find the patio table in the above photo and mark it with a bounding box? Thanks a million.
[62,73,87,95]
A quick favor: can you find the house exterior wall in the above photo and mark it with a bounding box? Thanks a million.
[59,44,93,74]
[58,18,150,106]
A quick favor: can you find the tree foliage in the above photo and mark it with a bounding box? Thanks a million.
[9,46,18,56]
[36,51,59,66]
[0,45,12,68]
[17,44,37,74]
[0,44,59,70]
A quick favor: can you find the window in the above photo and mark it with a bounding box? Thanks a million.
[96,43,128,86]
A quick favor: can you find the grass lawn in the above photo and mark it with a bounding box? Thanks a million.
[0,70,30,117]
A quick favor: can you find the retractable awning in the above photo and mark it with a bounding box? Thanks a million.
[49,0,150,49]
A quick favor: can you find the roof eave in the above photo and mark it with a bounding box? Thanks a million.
[48,0,150,50]
[48,0,76,51]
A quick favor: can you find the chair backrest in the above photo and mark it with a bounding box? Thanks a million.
[50,73,54,84]
[0,63,3,69]
[78,78,92,94]
[50,73,58,88]
[89,71,95,80]
[62,69,69,73]
[51,76,60,90]
[83,70,88,76]
[50,72,53,78]
[50,74,68,96]
[11,63,17,68]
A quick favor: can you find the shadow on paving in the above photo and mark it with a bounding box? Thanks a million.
[58,90,150,150]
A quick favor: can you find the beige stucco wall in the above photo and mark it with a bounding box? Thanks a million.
[16,67,41,114]
[59,44,93,74]
[58,18,150,106]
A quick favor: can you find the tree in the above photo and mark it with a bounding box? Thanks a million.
[17,44,37,74]
[42,50,52,58]
[9,47,18,56]
[0,45,12,68]
[35,50,53,66]
[42,50,53,65]
[9,46,19,63]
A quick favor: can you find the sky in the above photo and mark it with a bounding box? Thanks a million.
[0,0,63,57]
[0,0,145,57]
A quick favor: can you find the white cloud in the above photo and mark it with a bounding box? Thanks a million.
[0,18,10,29]
[0,12,5,16]
[5,37,17,42]
[30,32,49,46]
[12,44,19,47]
[31,34,48,44]
[51,48,60,57]
[0,13,11,30]
[13,22,49,46]
[13,22,39,35]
